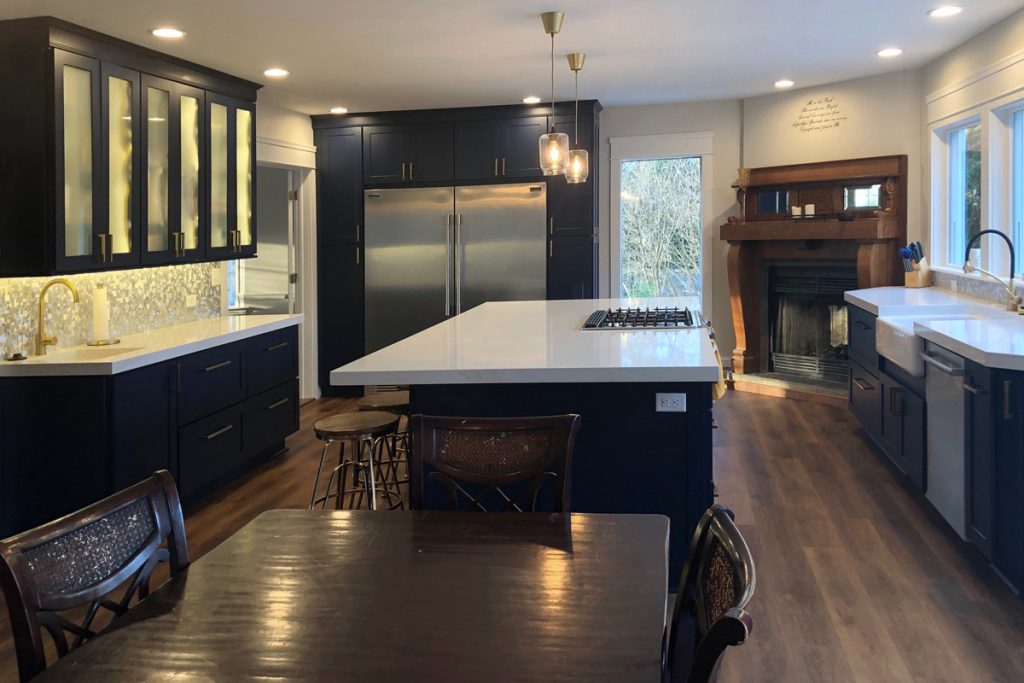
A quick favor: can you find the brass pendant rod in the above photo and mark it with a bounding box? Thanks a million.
[550,32,556,133]
[574,69,579,145]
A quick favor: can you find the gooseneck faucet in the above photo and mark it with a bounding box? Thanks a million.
[35,278,80,355]
[962,229,1022,312]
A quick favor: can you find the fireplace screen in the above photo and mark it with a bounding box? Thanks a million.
[768,266,857,384]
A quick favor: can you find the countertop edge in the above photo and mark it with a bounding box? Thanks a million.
[329,366,722,386]
[0,315,303,378]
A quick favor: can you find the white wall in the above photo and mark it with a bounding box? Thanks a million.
[743,69,924,242]
[599,100,743,354]
[256,102,315,148]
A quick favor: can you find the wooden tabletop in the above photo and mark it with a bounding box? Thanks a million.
[40,510,669,682]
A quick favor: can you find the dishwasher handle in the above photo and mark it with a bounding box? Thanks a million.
[919,352,964,377]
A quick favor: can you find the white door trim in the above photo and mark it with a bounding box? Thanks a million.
[607,132,714,316]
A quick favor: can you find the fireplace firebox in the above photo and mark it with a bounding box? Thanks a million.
[766,265,857,384]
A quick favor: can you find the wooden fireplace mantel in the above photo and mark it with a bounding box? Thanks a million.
[721,155,907,375]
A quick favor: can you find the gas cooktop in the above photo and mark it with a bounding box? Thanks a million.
[581,307,704,330]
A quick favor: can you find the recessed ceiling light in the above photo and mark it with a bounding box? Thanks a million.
[928,5,963,18]
[522,96,542,104]
[877,47,903,58]
[329,107,349,114]
[774,79,795,89]
[263,68,290,78]
[150,27,186,39]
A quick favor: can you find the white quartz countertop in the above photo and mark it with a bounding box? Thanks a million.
[0,314,303,377]
[845,286,1024,371]
[331,298,720,386]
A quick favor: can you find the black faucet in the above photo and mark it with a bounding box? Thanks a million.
[962,229,1021,311]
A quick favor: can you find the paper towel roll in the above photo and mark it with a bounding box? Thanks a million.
[93,285,110,342]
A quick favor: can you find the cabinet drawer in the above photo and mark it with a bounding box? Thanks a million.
[178,406,244,499]
[243,379,299,454]
[849,360,881,437]
[178,342,246,423]
[246,327,298,395]
[848,305,878,375]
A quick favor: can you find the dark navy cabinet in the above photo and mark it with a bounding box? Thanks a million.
[0,326,300,536]
[364,124,454,184]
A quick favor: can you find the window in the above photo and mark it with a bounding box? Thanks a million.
[618,157,702,298]
[947,122,982,264]
[1013,109,1024,273]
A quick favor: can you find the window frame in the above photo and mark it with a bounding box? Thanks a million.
[607,132,714,316]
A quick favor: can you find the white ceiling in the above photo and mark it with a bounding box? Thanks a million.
[1,0,1019,114]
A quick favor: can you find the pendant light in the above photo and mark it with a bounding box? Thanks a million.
[538,11,569,176]
[565,52,589,184]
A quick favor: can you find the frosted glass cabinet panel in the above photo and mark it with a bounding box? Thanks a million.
[210,102,229,250]
[181,94,202,252]
[145,85,170,253]
[106,73,135,257]
[236,107,253,247]
[59,58,97,261]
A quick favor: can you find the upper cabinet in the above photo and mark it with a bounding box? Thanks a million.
[364,124,453,185]
[0,17,260,276]
[454,117,548,181]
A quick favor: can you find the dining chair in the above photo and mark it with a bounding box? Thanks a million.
[0,470,190,682]
[408,414,581,512]
[663,504,755,683]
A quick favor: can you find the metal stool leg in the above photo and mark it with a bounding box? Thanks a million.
[309,439,333,509]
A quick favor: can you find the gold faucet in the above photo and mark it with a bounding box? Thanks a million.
[35,278,80,356]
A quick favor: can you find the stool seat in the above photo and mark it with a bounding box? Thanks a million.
[357,391,410,412]
[314,411,398,440]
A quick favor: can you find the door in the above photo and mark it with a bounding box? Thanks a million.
[364,126,406,184]
[405,124,454,183]
[318,242,363,391]
[548,234,596,300]
[454,121,502,181]
[548,116,594,236]
[455,183,547,313]
[141,75,205,264]
[206,94,256,259]
[54,49,103,272]
[499,117,547,177]
[100,63,142,267]
[320,127,362,243]
[364,187,454,352]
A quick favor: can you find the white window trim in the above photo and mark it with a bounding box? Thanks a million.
[607,132,714,315]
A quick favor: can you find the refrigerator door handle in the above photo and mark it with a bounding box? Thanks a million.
[455,213,463,314]
[445,214,452,317]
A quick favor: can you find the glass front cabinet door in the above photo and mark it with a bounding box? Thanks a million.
[141,75,205,264]
[206,93,256,259]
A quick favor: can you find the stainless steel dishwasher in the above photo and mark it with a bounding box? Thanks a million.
[921,341,966,539]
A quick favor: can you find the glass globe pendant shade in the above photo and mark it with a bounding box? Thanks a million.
[565,148,589,184]
[539,131,570,176]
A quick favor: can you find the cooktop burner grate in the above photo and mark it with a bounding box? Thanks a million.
[582,307,703,330]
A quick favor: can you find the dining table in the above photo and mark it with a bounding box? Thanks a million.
[37,509,670,682]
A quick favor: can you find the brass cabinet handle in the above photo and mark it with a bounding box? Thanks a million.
[202,359,233,372]
[409,162,414,179]
[549,217,554,235]
[265,341,289,352]
[964,383,985,395]
[852,377,872,391]
[401,162,407,181]
[356,224,360,242]
[97,233,109,262]
[494,158,498,176]
[265,398,290,411]
[203,424,234,440]
[1004,380,1014,420]
[502,158,507,176]
[549,240,553,258]
[889,387,903,416]
[356,247,360,265]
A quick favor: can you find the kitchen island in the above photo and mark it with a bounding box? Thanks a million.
[332,298,720,583]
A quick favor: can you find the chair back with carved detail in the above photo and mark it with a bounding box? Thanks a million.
[664,504,755,683]
[409,414,581,512]
[0,470,190,682]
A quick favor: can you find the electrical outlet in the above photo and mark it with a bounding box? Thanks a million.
[655,393,687,413]
[185,293,197,308]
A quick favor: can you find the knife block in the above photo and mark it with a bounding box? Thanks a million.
[905,258,931,288]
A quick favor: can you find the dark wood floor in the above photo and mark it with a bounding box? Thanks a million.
[2,391,1024,681]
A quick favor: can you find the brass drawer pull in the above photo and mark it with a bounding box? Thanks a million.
[502,158,506,176]
[265,398,290,411]
[1004,380,1014,420]
[964,383,984,395]
[852,377,872,391]
[202,359,233,373]
[203,424,234,440]
[265,341,289,352]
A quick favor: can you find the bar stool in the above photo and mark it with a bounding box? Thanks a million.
[357,391,410,495]
[309,411,402,511]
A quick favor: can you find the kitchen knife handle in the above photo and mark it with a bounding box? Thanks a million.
[445,214,452,316]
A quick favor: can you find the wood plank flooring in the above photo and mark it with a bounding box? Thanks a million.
[1,391,1023,681]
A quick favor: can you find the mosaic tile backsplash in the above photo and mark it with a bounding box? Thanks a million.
[932,269,1024,307]
[0,263,222,358]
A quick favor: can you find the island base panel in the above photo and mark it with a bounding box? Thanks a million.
[409,381,714,588]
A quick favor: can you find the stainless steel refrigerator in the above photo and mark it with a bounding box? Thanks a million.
[364,183,547,353]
